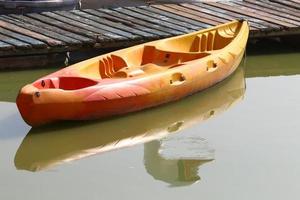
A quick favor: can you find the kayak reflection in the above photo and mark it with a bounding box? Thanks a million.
[143,66,245,186]
[144,137,213,187]
[14,66,245,172]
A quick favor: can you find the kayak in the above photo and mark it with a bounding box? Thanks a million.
[16,20,249,126]
[15,66,245,171]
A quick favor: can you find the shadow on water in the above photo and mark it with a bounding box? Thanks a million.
[245,52,300,78]
[242,39,300,77]
[247,37,300,55]
[14,66,245,178]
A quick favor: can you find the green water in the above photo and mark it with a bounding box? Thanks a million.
[1,51,300,199]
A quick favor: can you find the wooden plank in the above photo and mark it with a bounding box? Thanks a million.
[180,3,261,30]
[266,0,300,14]
[143,6,207,28]
[115,7,185,35]
[165,4,229,25]
[1,15,82,47]
[70,10,156,39]
[0,26,47,48]
[0,18,63,47]
[222,1,297,27]
[86,9,171,38]
[113,7,185,35]
[11,14,94,45]
[241,0,300,23]
[1,15,74,46]
[151,4,215,26]
[270,0,300,10]
[136,6,199,31]
[180,3,235,22]
[55,10,142,40]
[0,32,31,49]
[42,11,127,42]
[191,2,272,29]
[0,40,14,51]
[230,1,300,26]
[126,6,192,33]
[26,13,99,43]
[205,2,285,28]
[245,0,300,19]
[290,0,300,3]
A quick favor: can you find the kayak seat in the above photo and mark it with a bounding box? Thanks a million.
[99,44,211,79]
[190,30,234,52]
[98,54,128,78]
[141,45,210,67]
[112,45,210,78]
[78,54,128,79]
[113,67,145,78]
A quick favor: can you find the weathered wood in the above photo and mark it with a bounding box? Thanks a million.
[0,18,63,47]
[165,4,229,25]
[135,6,199,31]
[225,1,298,28]
[70,10,156,39]
[236,1,300,24]
[244,0,300,19]
[180,3,260,30]
[270,0,300,10]
[125,7,191,33]
[0,40,14,51]
[2,15,81,47]
[224,1,298,27]
[136,6,200,32]
[290,0,300,3]
[41,11,124,42]
[0,26,47,48]
[204,2,282,29]
[143,6,206,28]
[152,4,216,27]
[191,3,270,30]
[267,0,300,15]
[97,9,176,37]
[55,10,142,40]
[86,9,170,38]
[11,14,94,45]
[26,13,99,43]
[113,7,184,35]
[131,7,197,32]
[0,33,31,49]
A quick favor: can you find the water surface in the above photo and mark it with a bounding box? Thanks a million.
[0,52,300,199]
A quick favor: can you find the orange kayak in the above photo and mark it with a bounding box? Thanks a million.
[15,66,245,171]
[17,20,249,126]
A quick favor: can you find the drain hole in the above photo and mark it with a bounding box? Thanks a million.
[207,60,218,71]
[170,72,186,85]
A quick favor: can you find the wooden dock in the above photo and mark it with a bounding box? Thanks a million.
[0,0,300,68]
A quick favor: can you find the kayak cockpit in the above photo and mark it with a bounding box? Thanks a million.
[79,21,241,80]
[33,77,98,90]
[80,46,210,79]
